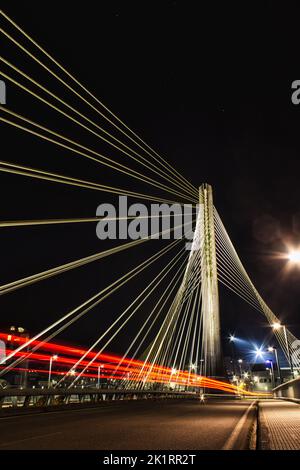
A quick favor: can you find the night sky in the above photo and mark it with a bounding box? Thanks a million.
[1,1,300,362]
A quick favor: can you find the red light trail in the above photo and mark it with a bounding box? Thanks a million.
[0,332,271,396]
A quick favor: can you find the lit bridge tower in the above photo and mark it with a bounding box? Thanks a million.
[199,183,222,377]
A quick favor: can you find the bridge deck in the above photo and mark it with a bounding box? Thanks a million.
[0,399,254,450]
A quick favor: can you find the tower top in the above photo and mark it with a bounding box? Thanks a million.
[199,183,214,203]
[199,183,212,189]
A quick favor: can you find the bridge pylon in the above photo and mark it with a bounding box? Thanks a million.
[199,184,223,377]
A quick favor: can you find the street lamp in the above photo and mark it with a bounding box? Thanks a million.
[272,322,294,379]
[199,359,204,377]
[97,364,104,389]
[266,360,275,388]
[268,346,282,384]
[238,358,243,377]
[48,354,58,388]
[186,364,196,391]
[255,346,265,360]
[288,250,300,263]
[229,334,237,375]
[272,322,281,331]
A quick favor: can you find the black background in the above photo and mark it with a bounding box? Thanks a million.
[1,1,300,362]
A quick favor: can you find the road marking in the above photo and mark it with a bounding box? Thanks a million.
[0,431,62,447]
[222,401,256,450]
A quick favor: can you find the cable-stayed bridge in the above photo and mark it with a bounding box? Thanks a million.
[0,8,299,400]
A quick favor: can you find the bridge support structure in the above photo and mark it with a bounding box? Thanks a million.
[199,184,222,377]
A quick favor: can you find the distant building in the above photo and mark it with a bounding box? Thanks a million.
[250,363,293,392]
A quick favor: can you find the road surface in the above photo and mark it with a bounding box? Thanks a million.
[0,399,255,450]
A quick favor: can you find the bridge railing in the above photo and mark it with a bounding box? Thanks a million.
[0,388,198,410]
[273,376,300,402]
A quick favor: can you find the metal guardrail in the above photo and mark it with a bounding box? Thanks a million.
[0,388,198,410]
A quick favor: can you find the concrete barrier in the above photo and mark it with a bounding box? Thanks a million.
[273,376,300,402]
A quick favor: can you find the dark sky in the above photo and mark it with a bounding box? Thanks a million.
[1,1,300,361]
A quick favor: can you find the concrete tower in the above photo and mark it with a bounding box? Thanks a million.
[199,184,222,377]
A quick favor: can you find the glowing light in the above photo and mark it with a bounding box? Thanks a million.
[52,354,58,361]
[268,346,274,352]
[255,346,265,359]
[229,334,235,342]
[272,322,281,330]
[288,250,300,263]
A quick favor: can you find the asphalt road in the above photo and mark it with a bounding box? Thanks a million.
[0,399,255,450]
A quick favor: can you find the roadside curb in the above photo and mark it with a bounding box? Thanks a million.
[257,402,271,450]
[223,400,258,450]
